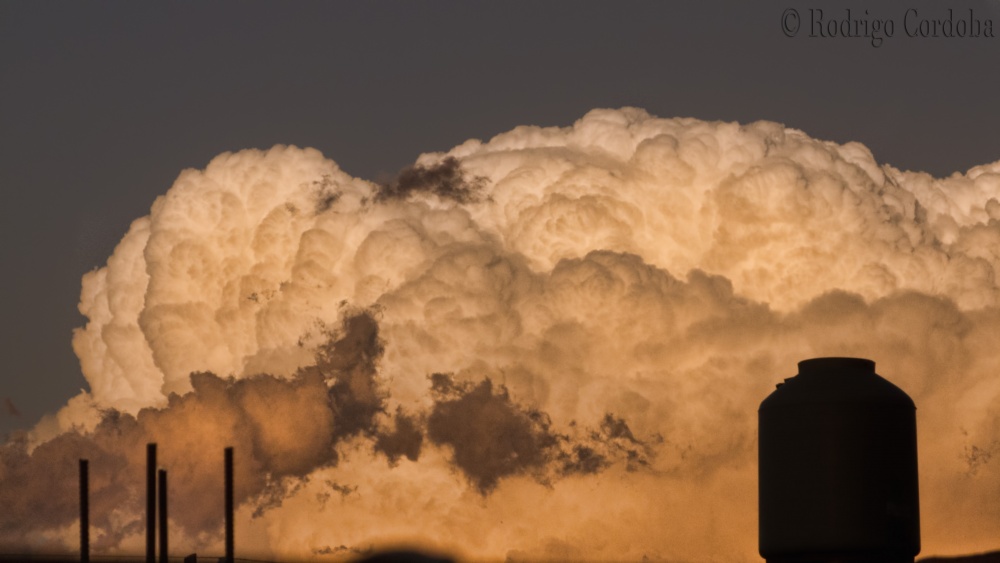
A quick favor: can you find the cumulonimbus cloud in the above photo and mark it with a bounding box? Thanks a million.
[2,108,998,561]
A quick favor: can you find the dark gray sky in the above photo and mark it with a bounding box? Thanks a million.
[2,1,999,437]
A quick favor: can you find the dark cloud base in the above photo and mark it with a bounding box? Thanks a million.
[0,310,650,551]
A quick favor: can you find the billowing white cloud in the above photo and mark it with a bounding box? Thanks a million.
[4,108,999,561]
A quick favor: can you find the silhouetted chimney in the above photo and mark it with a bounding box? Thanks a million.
[158,469,168,563]
[758,358,920,563]
[79,459,89,563]
[147,443,156,563]
[224,447,234,563]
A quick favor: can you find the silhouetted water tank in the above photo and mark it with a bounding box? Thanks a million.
[758,357,920,563]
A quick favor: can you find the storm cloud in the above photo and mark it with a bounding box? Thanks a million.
[4,108,999,560]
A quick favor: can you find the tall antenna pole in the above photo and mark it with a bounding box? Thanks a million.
[79,459,89,563]
[158,469,168,563]
[146,443,156,563]
[224,447,234,563]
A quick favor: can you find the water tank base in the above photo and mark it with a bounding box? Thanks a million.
[765,556,914,563]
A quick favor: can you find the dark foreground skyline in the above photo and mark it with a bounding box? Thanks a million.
[2,1,1000,437]
[1,549,999,562]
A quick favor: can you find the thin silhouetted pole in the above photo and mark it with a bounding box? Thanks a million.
[146,443,156,563]
[158,469,168,563]
[224,447,234,563]
[79,459,89,563]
